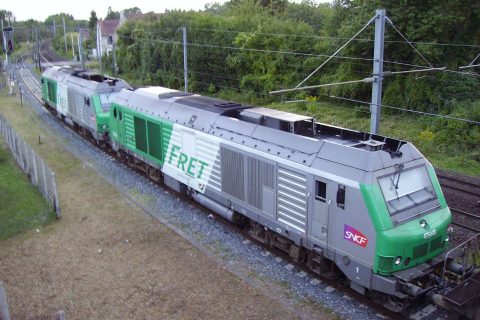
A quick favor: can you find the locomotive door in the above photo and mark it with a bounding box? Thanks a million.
[116,109,124,145]
[311,178,328,241]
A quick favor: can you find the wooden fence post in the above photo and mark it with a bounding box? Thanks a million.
[0,281,11,320]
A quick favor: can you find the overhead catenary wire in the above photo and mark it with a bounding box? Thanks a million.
[295,16,376,88]
[324,95,480,125]
[385,16,433,68]
[459,52,480,69]
[270,78,373,94]
[118,34,378,63]
[110,25,480,126]
[118,32,480,77]
[186,26,480,49]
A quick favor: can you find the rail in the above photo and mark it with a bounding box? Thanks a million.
[451,208,480,234]
[437,172,480,198]
[16,55,43,101]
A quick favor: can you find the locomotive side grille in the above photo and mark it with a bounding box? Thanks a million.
[246,156,274,210]
[277,166,307,233]
[221,147,245,201]
[67,88,76,115]
[207,155,222,192]
[161,124,172,161]
[413,242,428,260]
[430,235,443,253]
[75,94,84,123]
[377,256,394,273]
[196,137,221,191]
[124,113,135,149]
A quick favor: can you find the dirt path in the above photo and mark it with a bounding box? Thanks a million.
[0,95,333,319]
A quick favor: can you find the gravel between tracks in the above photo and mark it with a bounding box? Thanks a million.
[6,63,448,319]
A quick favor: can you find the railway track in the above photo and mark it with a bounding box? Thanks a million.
[14,50,411,320]
[451,207,480,234]
[16,55,43,101]
[16,51,480,319]
[437,172,480,198]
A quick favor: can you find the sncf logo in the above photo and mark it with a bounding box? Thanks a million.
[344,225,368,248]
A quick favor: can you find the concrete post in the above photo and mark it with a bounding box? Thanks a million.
[112,42,117,77]
[183,27,188,93]
[71,34,75,60]
[63,17,67,54]
[369,9,386,134]
[79,29,85,69]
[0,281,11,320]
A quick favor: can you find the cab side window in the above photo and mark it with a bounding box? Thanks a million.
[337,185,346,209]
[315,180,326,203]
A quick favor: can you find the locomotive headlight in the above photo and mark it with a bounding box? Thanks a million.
[395,256,402,265]
[445,236,450,242]
[420,219,427,228]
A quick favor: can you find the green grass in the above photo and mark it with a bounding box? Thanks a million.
[0,140,55,240]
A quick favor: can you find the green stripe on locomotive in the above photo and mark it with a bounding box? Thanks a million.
[361,165,451,275]
[109,103,174,165]
[92,95,109,134]
[41,76,57,106]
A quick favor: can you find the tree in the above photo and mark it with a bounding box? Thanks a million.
[45,13,74,25]
[87,10,98,51]
[0,10,14,23]
[122,7,142,16]
[106,6,120,19]
[88,10,98,30]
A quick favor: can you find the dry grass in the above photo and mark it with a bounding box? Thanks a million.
[0,94,335,319]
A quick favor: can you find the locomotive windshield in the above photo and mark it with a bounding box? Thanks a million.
[378,165,438,219]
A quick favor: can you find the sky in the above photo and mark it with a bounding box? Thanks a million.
[3,0,331,21]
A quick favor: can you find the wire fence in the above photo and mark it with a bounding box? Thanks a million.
[0,113,61,219]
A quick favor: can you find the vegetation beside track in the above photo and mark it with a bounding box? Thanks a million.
[43,2,480,177]
[0,140,54,240]
[0,91,54,240]
[106,1,480,177]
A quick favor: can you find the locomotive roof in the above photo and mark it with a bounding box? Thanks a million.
[241,107,312,122]
[114,87,423,173]
[43,66,132,92]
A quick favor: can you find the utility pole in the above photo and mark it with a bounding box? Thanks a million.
[1,20,7,68]
[71,33,75,60]
[97,22,102,74]
[182,26,188,93]
[31,27,35,65]
[78,28,85,69]
[63,17,67,53]
[35,27,40,71]
[53,20,56,36]
[112,42,117,77]
[369,9,386,134]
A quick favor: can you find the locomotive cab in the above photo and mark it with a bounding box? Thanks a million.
[363,161,451,275]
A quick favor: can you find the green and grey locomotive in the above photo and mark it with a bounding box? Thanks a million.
[41,67,480,317]
[41,66,131,142]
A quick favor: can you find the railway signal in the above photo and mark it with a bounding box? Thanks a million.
[2,25,14,54]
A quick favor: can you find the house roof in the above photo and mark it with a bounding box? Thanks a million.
[99,19,120,36]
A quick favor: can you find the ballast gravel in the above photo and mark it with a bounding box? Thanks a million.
[17,64,445,320]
